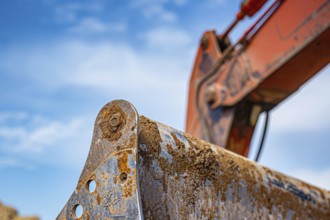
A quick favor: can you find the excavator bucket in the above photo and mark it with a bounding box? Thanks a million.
[57,100,330,219]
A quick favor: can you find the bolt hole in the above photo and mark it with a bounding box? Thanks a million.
[207,99,215,107]
[73,204,83,218]
[119,172,128,182]
[87,180,96,193]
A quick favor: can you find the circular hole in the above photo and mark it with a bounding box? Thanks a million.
[207,99,215,107]
[87,180,96,193]
[73,204,83,218]
[119,172,128,182]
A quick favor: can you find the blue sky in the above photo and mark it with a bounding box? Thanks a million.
[0,0,329,219]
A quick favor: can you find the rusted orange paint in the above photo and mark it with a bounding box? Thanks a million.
[116,151,131,175]
[185,0,330,157]
[97,194,101,205]
[115,151,134,199]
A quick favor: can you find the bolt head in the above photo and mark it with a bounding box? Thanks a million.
[110,113,122,130]
[204,85,227,109]
[204,85,217,104]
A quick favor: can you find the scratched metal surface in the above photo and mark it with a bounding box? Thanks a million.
[138,117,330,219]
[57,100,142,220]
[58,100,330,219]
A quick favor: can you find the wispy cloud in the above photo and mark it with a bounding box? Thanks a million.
[141,26,192,49]
[0,112,90,168]
[54,2,124,35]
[0,32,194,101]
[0,112,28,122]
[0,115,83,153]
[54,2,103,23]
[0,157,35,170]
[69,17,127,34]
[143,5,177,22]
[131,0,178,23]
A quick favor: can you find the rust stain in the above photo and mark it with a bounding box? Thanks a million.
[116,151,134,199]
[124,134,137,151]
[123,178,133,198]
[97,193,101,205]
[98,104,126,141]
[133,168,137,192]
[116,151,131,174]
[138,116,330,219]
[56,100,140,220]
[138,116,162,156]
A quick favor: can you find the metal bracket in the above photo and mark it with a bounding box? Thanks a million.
[56,100,142,220]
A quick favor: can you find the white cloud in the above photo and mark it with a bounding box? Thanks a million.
[0,116,83,153]
[69,17,127,34]
[0,112,28,122]
[0,112,91,168]
[141,26,192,49]
[54,3,124,35]
[54,3,103,23]
[0,157,35,170]
[131,0,177,23]
[0,29,194,99]
[143,5,177,22]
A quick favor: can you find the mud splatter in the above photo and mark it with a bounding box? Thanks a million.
[98,103,126,141]
[138,116,330,219]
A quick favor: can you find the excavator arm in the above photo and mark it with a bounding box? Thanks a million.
[186,0,330,157]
